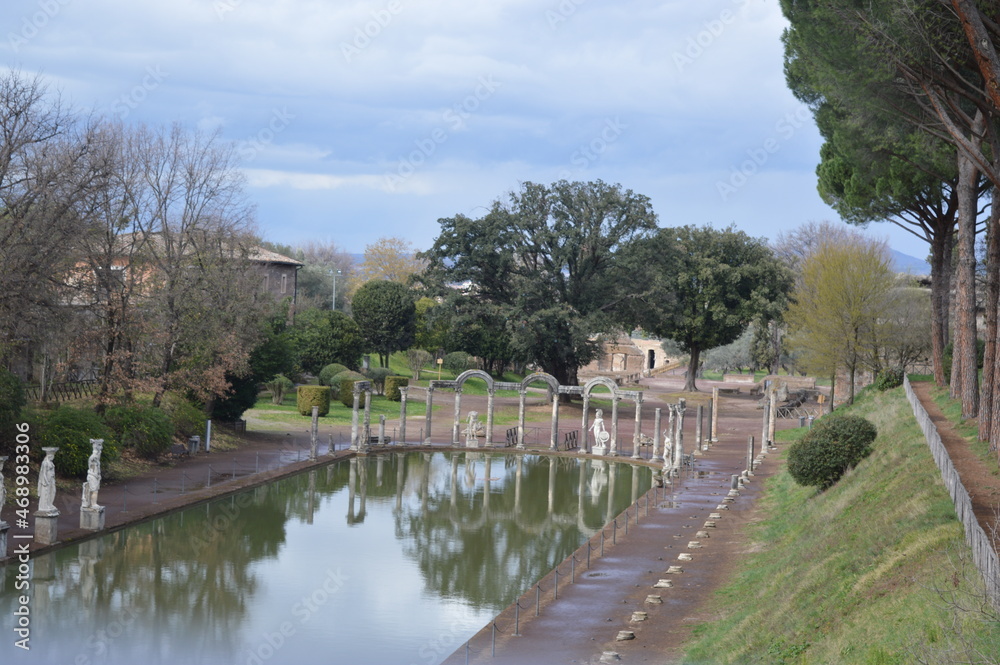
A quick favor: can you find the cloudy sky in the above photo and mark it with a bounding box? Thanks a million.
[2,0,929,261]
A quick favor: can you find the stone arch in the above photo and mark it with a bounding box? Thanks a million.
[583,376,620,398]
[581,377,622,455]
[518,372,562,450]
[455,369,495,391]
[520,371,560,393]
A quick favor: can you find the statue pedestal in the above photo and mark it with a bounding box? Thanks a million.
[465,438,480,449]
[80,506,106,531]
[34,510,60,545]
[0,521,8,558]
[592,444,608,456]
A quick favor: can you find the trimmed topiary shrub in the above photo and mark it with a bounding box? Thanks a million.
[365,367,393,395]
[873,368,904,392]
[787,414,878,490]
[319,363,350,386]
[339,377,368,408]
[297,385,331,416]
[329,370,364,400]
[385,376,408,402]
[162,393,208,440]
[35,406,119,479]
[104,405,174,460]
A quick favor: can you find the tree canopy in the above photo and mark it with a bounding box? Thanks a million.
[350,280,416,367]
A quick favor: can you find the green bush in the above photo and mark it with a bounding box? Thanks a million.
[339,377,368,408]
[296,385,331,416]
[787,414,878,490]
[266,374,294,404]
[319,363,350,386]
[104,405,174,460]
[385,376,409,402]
[443,351,471,374]
[35,406,119,479]
[365,367,393,395]
[329,370,364,399]
[162,393,208,439]
[873,368,904,392]
[0,369,26,456]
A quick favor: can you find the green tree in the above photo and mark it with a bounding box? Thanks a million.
[785,237,896,405]
[414,296,449,352]
[351,280,416,368]
[291,308,365,374]
[626,225,793,392]
[421,180,657,388]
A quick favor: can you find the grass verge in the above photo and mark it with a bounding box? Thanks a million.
[680,385,1000,665]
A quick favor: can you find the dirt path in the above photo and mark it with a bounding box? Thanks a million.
[911,381,1000,552]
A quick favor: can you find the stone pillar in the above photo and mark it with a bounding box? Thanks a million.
[378,415,386,445]
[485,389,496,446]
[362,390,373,452]
[631,395,643,459]
[453,389,463,445]
[424,384,435,443]
[549,393,560,451]
[35,447,60,545]
[517,391,527,449]
[711,387,720,442]
[674,405,684,473]
[746,435,755,477]
[351,388,361,451]
[399,386,409,444]
[652,409,663,462]
[580,394,591,453]
[767,389,778,447]
[609,395,620,456]
[309,406,319,460]
[696,405,704,452]
[761,390,770,452]
[665,407,676,469]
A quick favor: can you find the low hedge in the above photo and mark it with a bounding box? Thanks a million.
[385,376,408,402]
[787,414,878,490]
[296,385,331,417]
[104,405,174,460]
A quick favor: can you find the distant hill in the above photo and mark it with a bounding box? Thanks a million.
[890,249,930,276]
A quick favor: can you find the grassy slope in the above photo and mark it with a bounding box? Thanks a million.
[681,385,1000,665]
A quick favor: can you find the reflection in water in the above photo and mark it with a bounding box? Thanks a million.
[0,453,651,665]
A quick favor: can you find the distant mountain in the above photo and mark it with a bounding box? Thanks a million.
[890,249,930,276]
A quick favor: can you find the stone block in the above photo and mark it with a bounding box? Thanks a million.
[34,511,60,545]
[80,506,106,531]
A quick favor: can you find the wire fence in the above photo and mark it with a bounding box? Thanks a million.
[903,376,1000,612]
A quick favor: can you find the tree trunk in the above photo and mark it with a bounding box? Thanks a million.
[930,228,954,387]
[684,347,701,392]
[980,188,1000,441]
[955,141,981,418]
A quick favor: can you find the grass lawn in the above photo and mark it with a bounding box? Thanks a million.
[245,390,428,430]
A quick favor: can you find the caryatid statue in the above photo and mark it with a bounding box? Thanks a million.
[37,447,59,514]
[81,439,103,510]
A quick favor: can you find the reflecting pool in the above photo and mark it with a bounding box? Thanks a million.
[1,452,652,665]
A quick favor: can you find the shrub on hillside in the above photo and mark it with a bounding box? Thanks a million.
[329,370,365,400]
[364,367,393,395]
[104,405,174,460]
[873,368,904,392]
[385,376,408,402]
[35,406,119,478]
[266,374,294,404]
[296,385,331,417]
[443,351,471,374]
[162,393,208,439]
[319,363,350,387]
[339,377,368,408]
[787,414,878,490]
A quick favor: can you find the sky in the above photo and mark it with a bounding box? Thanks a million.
[1,0,930,262]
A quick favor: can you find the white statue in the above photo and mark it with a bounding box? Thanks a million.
[82,440,103,510]
[465,411,484,444]
[590,409,610,446]
[37,447,58,514]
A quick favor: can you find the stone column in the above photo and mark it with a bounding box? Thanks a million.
[453,389,463,445]
[485,388,496,446]
[580,394,591,453]
[696,405,704,452]
[350,388,361,451]
[35,447,60,545]
[674,405,684,473]
[361,390,373,452]
[378,415,386,445]
[549,393,560,451]
[309,406,319,460]
[761,389,770,452]
[652,409,663,462]
[665,407,676,469]
[517,391,527,449]
[711,387,720,441]
[424,384,435,443]
[609,395,620,456]
[746,435,755,477]
[767,389,778,446]
[631,395,643,459]
[399,386,409,444]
